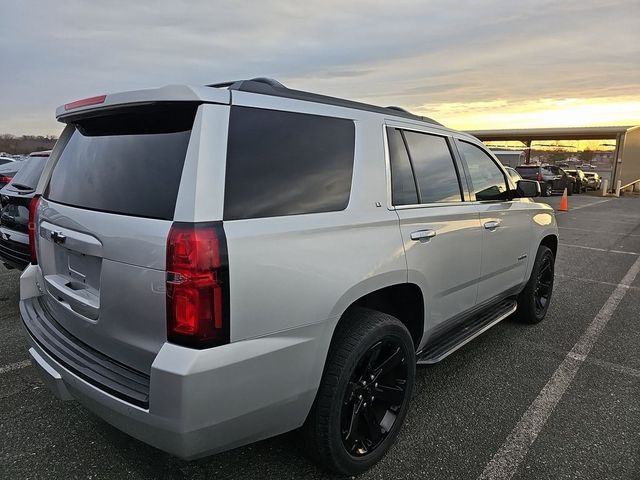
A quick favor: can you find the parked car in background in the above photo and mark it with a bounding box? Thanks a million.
[20,79,557,476]
[0,151,50,269]
[515,164,574,197]
[579,164,595,170]
[0,156,18,165]
[583,172,602,190]
[0,162,23,188]
[564,169,588,193]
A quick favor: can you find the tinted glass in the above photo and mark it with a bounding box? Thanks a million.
[403,131,461,203]
[515,166,538,172]
[224,107,355,220]
[8,156,47,190]
[506,168,522,181]
[47,105,196,220]
[542,166,555,176]
[458,141,508,201]
[0,158,12,165]
[387,128,418,205]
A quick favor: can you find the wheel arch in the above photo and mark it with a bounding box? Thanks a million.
[540,233,558,258]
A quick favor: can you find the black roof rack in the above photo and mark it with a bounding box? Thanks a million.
[206,77,443,126]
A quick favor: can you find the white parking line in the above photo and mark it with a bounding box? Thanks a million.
[559,226,640,237]
[558,198,612,212]
[559,243,639,256]
[0,359,31,374]
[477,255,640,480]
[555,273,639,291]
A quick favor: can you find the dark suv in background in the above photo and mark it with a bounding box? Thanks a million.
[515,164,575,197]
[0,151,50,269]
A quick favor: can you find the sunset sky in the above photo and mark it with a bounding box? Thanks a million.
[1,0,638,136]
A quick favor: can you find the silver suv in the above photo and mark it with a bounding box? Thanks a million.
[20,78,558,475]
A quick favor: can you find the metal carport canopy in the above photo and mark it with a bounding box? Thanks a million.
[466,126,631,141]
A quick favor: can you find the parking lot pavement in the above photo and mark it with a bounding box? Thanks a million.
[1,196,639,480]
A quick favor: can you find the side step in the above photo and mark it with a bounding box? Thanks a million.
[417,299,517,365]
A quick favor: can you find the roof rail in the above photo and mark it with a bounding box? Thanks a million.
[386,106,411,114]
[206,78,443,126]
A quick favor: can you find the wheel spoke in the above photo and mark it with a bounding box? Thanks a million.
[344,397,363,440]
[364,342,383,374]
[539,262,551,276]
[363,407,382,445]
[374,383,404,406]
[375,346,402,377]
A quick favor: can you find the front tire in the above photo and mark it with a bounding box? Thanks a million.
[544,183,553,197]
[516,245,555,324]
[302,308,416,475]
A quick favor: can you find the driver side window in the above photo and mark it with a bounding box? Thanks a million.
[457,141,508,201]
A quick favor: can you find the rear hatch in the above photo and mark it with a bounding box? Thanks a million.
[36,104,197,373]
[515,166,540,181]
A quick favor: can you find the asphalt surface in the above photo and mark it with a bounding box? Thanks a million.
[1,193,639,479]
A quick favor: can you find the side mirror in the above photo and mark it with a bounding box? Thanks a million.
[516,179,541,198]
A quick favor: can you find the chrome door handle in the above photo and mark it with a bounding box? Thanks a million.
[483,221,500,230]
[410,229,436,241]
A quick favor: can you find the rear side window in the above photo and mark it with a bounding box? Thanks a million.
[387,128,418,205]
[224,107,355,220]
[402,131,462,203]
[46,104,196,220]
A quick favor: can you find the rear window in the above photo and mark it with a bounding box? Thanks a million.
[515,166,538,172]
[8,156,47,190]
[46,104,196,220]
[224,107,355,220]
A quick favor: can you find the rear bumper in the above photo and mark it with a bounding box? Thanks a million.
[0,228,29,270]
[20,267,331,459]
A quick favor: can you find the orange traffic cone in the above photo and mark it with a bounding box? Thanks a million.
[558,188,569,212]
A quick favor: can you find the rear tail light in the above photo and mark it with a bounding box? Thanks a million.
[28,195,41,264]
[166,222,230,348]
[0,175,13,185]
[536,173,543,182]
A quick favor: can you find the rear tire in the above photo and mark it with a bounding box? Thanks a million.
[516,245,555,324]
[302,308,416,475]
[544,184,552,197]
[567,186,573,196]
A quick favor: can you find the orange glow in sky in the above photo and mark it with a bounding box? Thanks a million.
[417,97,640,131]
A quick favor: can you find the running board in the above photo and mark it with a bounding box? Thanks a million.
[417,299,517,365]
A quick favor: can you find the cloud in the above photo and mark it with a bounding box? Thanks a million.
[0,0,638,134]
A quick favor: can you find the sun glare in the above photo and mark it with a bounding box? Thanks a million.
[416,98,640,131]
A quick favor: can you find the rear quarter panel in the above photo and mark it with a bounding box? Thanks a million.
[222,96,407,342]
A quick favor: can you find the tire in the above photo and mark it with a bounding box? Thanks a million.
[516,245,555,324]
[567,185,573,196]
[544,183,552,197]
[302,308,416,475]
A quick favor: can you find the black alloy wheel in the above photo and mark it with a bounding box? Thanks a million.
[534,253,553,316]
[302,308,416,475]
[516,245,555,324]
[340,339,409,456]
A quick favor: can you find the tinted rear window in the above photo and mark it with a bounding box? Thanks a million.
[515,166,538,172]
[402,130,462,203]
[224,107,355,220]
[46,105,196,220]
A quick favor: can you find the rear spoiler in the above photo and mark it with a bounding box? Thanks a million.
[56,85,230,122]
